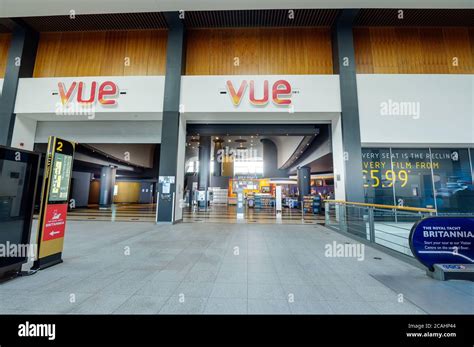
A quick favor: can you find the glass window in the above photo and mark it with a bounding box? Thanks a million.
[390,148,435,209]
[325,178,334,186]
[361,148,395,205]
[431,148,474,214]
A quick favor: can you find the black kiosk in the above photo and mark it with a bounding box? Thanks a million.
[0,145,40,281]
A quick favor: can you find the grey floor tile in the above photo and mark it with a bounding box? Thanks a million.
[215,269,247,283]
[134,280,180,297]
[72,294,131,314]
[371,301,426,314]
[113,295,169,314]
[159,297,207,314]
[1,220,470,315]
[248,271,280,285]
[281,284,325,302]
[150,270,188,282]
[315,285,365,302]
[1,291,92,314]
[289,300,333,314]
[248,284,286,300]
[248,299,290,314]
[353,285,399,302]
[175,281,214,298]
[327,300,378,314]
[204,298,247,314]
[184,269,219,283]
[210,283,247,299]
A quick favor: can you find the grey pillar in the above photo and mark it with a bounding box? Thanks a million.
[198,136,211,208]
[0,20,38,146]
[297,166,311,200]
[332,9,364,203]
[99,166,116,209]
[157,12,186,222]
[213,139,223,177]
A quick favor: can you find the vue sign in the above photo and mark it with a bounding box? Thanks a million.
[226,79,292,106]
[58,81,119,106]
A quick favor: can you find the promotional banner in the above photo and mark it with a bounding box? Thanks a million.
[409,217,474,270]
[362,147,474,213]
[33,137,75,270]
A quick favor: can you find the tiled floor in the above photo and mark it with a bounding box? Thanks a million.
[0,221,472,314]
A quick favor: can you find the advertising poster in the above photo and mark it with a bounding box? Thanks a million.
[362,147,474,213]
[42,203,68,241]
[410,217,474,270]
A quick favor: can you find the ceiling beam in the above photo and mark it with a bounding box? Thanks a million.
[186,124,322,136]
[1,1,471,18]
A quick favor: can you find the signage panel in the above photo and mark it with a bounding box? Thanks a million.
[180,75,341,114]
[226,79,292,106]
[362,147,474,213]
[42,203,68,242]
[33,136,75,270]
[409,217,474,270]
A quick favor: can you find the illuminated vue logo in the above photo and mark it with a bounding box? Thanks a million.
[58,81,119,106]
[226,79,292,106]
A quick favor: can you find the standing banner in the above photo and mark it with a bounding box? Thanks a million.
[409,217,474,280]
[32,137,75,270]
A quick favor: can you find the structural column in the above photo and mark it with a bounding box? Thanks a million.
[213,138,223,177]
[157,12,186,222]
[0,20,38,147]
[297,166,311,200]
[198,136,211,208]
[99,166,116,209]
[331,9,364,202]
[222,147,234,177]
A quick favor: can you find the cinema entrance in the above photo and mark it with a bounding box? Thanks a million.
[180,123,340,224]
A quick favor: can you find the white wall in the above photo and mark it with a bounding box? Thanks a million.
[267,136,303,168]
[15,76,165,118]
[11,116,37,150]
[34,121,162,144]
[174,117,187,223]
[180,75,341,114]
[0,78,3,95]
[357,74,474,147]
[331,115,346,200]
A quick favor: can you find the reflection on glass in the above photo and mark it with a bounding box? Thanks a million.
[0,160,28,245]
[390,148,435,209]
[431,148,474,214]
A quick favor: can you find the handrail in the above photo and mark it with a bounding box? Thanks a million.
[324,200,436,214]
